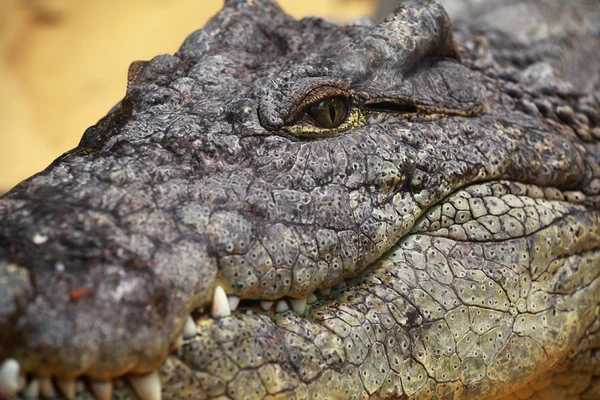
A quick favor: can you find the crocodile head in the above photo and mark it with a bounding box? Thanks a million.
[1,0,599,399]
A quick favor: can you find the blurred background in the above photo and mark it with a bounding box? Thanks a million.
[0,0,376,192]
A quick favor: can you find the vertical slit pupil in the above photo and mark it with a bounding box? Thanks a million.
[329,103,336,123]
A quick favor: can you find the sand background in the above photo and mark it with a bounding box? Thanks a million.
[0,0,373,191]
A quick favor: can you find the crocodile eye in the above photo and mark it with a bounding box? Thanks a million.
[305,96,348,129]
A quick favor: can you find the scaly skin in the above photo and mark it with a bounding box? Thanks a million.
[1,0,599,399]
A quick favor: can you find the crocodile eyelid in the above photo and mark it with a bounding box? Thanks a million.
[362,98,420,114]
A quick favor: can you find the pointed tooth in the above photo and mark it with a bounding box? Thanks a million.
[246,309,254,315]
[275,300,289,313]
[57,378,76,399]
[128,371,161,400]
[91,380,113,400]
[76,380,85,393]
[182,315,196,339]
[211,286,231,318]
[23,378,40,399]
[290,297,307,314]
[260,301,274,311]
[319,288,331,296]
[228,295,240,312]
[333,280,347,289]
[39,377,56,398]
[0,358,20,397]
[307,292,318,304]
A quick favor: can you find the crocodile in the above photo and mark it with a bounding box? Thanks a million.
[1,0,599,398]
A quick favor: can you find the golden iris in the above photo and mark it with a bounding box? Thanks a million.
[305,96,348,129]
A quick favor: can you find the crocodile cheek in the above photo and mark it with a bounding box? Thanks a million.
[148,203,600,400]
[147,182,600,399]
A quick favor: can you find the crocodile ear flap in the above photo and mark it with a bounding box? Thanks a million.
[387,58,487,117]
[328,0,458,84]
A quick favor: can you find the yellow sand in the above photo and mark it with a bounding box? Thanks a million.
[0,0,373,191]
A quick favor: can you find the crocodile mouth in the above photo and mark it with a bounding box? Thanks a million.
[3,178,598,400]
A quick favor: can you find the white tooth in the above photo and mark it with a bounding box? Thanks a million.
[23,378,40,399]
[91,380,113,400]
[290,297,307,314]
[0,358,20,397]
[39,377,55,398]
[260,301,274,311]
[307,292,318,304]
[228,295,240,311]
[57,378,76,399]
[211,286,231,318]
[182,315,196,339]
[275,300,289,313]
[76,380,85,393]
[333,280,347,289]
[128,371,162,400]
[246,309,254,315]
[319,288,331,296]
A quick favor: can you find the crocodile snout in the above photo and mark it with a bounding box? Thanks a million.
[0,250,196,379]
[0,195,217,399]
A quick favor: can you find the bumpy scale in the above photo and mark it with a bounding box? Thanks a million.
[0,0,599,399]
